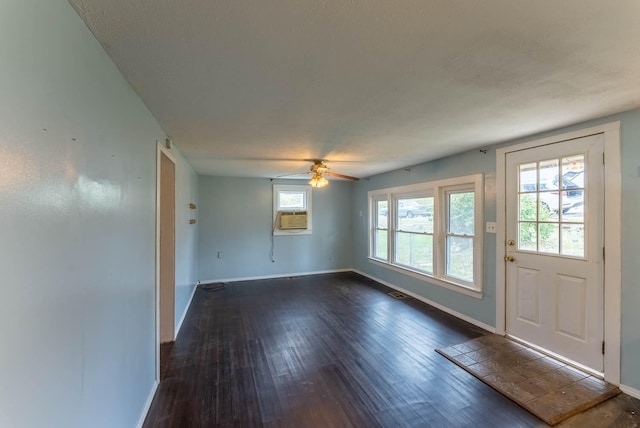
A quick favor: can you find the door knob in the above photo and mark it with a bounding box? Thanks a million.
[504,255,515,262]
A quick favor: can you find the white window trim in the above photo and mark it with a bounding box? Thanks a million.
[370,195,389,262]
[368,174,484,297]
[438,183,483,289]
[273,184,312,235]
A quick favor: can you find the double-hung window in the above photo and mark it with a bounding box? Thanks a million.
[394,194,434,273]
[372,197,389,260]
[368,174,483,296]
[443,187,476,285]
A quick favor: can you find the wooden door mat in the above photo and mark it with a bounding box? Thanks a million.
[436,335,620,425]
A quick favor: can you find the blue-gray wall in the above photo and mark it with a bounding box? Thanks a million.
[198,177,352,281]
[352,108,640,392]
[352,149,498,325]
[0,1,198,427]
[2,3,638,422]
[173,148,199,330]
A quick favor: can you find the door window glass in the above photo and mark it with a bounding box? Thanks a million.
[517,155,585,257]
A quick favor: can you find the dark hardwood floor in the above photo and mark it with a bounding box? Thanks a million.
[143,272,639,428]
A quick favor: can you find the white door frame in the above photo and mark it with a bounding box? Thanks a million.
[155,140,177,382]
[496,121,621,385]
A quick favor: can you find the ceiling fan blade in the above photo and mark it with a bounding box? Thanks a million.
[276,172,311,178]
[325,171,359,181]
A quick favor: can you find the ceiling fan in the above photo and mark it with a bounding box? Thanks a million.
[281,159,360,188]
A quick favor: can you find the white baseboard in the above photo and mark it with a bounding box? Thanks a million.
[620,384,640,400]
[198,268,352,285]
[136,380,158,428]
[174,283,198,339]
[352,269,496,334]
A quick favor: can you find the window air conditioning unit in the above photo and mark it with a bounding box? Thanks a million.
[279,211,308,230]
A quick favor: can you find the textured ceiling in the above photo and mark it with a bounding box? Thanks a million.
[69,0,640,179]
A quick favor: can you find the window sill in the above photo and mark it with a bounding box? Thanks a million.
[367,257,483,299]
[273,229,312,236]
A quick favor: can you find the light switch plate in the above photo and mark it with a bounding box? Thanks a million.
[486,222,497,233]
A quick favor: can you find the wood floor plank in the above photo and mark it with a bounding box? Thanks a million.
[143,272,639,427]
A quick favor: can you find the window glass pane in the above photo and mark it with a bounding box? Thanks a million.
[376,200,388,229]
[561,155,584,188]
[562,207,584,223]
[396,232,433,273]
[561,224,584,257]
[519,193,537,221]
[279,191,305,209]
[539,223,559,254]
[560,155,585,219]
[375,230,388,260]
[516,156,587,259]
[539,191,559,218]
[446,236,473,282]
[539,159,559,190]
[519,222,537,251]
[448,192,475,235]
[519,162,537,192]
[397,197,433,233]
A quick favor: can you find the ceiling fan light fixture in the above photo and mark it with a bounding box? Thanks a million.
[309,173,328,188]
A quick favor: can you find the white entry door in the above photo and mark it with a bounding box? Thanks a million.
[505,134,604,371]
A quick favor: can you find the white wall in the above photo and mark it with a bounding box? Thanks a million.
[0,1,196,426]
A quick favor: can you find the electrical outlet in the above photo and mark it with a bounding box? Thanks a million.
[486,222,497,233]
[217,251,224,258]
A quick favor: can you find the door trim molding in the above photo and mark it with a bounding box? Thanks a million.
[155,141,177,383]
[495,121,621,385]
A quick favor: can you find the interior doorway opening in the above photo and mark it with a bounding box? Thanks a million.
[157,143,176,381]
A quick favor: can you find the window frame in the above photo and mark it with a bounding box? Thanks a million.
[368,174,484,297]
[439,184,481,289]
[273,184,312,235]
[370,195,389,262]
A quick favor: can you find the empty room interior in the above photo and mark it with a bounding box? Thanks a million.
[2,1,640,427]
